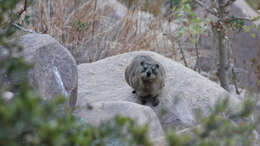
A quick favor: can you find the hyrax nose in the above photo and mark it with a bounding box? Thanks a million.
[146,71,151,77]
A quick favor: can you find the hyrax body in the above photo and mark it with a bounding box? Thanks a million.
[125,55,166,106]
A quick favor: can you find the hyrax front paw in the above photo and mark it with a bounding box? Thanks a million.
[141,99,147,105]
[152,98,160,106]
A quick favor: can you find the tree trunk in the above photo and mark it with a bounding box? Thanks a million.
[214,0,231,91]
[217,29,230,91]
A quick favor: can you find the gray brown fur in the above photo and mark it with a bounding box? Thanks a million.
[125,55,166,106]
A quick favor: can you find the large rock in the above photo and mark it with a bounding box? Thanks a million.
[77,51,240,130]
[19,33,78,109]
[74,101,164,139]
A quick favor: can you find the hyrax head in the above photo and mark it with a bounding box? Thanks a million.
[139,60,160,81]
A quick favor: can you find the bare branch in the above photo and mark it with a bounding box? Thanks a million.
[92,0,98,37]
[224,16,260,23]
[194,0,218,17]
[232,66,241,94]
[223,0,237,8]
[180,47,188,67]
[17,0,28,17]
[12,23,41,34]
[195,40,201,73]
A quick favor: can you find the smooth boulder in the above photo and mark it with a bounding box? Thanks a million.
[74,101,165,139]
[19,33,78,108]
[77,51,240,130]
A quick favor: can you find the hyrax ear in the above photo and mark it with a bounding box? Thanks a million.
[155,64,159,68]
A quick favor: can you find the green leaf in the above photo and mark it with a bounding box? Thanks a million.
[177,26,185,37]
[243,26,250,32]
[193,17,200,23]
[184,4,191,11]
[251,33,256,38]
[24,15,30,25]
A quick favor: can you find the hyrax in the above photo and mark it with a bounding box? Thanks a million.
[125,55,166,106]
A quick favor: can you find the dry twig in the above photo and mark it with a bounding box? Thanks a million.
[223,0,237,8]
[180,47,188,67]
[17,0,28,17]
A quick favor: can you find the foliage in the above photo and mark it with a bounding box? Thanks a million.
[173,0,209,44]
[170,0,260,91]
[167,97,259,146]
[75,20,89,32]
[0,95,151,146]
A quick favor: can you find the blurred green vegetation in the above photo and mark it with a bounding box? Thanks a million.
[167,97,259,146]
[0,95,152,145]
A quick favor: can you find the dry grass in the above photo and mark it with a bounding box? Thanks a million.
[18,0,194,65]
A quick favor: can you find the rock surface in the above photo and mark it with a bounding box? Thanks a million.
[74,101,164,139]
[77,51,240,130]
[19,33,78,108]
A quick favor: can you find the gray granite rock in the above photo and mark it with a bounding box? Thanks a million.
[74,101,165,139]
[19,33,78,109]
[77,51,240,130]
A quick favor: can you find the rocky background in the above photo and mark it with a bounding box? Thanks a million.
[17,0,260,92]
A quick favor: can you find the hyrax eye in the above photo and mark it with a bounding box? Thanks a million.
[140,61,144,66]
[155,64,159,68]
